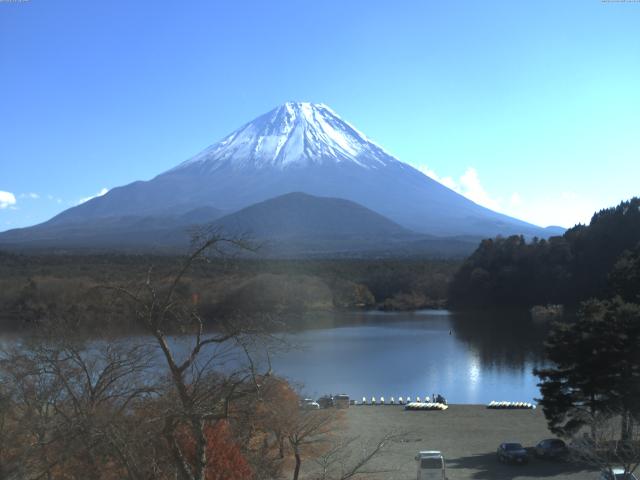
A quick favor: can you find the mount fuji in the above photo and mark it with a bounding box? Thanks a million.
[0,102,561,254]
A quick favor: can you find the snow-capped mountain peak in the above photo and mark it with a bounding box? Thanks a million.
[171,102,399,172]
[0,101,555,247]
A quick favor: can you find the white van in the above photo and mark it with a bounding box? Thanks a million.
[415,451,447,480]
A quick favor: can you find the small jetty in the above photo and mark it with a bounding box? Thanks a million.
[487,401,535,409]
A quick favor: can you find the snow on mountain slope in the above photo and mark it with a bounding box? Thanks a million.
[0,101,560,243]
[170,102,397,172]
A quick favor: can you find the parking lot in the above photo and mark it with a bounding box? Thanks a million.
[342,405,599,480]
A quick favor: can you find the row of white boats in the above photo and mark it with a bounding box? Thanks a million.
[405,402,449,411]
[487,401,536,409]
[353,398,535,409]
[356,396,441,406]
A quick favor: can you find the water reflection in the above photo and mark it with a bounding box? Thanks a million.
[449,309,548,370]
[0,309,552,405]
[269,309,550,404]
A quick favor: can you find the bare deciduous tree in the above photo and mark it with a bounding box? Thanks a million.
[569,410,640,479]
[0,332,157,480]
[103,233,277,480]
[310,432,404,480]
[286,409,338,480]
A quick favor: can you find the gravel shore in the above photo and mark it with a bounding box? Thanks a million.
[340,404,598,480]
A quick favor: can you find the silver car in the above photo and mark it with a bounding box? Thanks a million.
[599,468,639,480]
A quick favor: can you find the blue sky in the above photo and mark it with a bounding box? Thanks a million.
[1,0,639,230]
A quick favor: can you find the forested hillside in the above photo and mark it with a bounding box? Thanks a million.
[0,254,459,329]
[449,198,640,307]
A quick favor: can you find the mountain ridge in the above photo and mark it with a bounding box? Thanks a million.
[0,102,564,253]
[0,192,481,257]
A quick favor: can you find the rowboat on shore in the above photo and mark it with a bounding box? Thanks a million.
[405,402,448,411]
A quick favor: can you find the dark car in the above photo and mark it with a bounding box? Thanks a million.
[334,394,350,409]
[497,443,529,464]
[534,438,569,460]
[316,395,334,409]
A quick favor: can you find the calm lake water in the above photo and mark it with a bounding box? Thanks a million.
[2,309,550,405]
[269,309,549,405]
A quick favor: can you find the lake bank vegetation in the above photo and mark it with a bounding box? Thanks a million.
[449,197,640,309]
[0,252,458,330]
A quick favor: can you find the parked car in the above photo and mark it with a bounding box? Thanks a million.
[534,438,568,459]
[497,442,529,464]
[317,395,334,408]
[599,468,639,480]
[415,450,447,480]
[334,394,350,409]
[301,398,320,410]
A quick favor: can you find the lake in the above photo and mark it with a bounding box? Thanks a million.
[269,309,549,404]
[1,308,550,406]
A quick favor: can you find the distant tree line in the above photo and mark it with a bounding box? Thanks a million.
[449,197,640,308]
[0,254,459,329]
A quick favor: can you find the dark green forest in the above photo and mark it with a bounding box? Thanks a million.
[449,197,640,308]
[0,253,459,329]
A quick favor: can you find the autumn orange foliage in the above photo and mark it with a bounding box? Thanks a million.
[177,420,253,480]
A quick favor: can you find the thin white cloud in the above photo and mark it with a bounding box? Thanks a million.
[416,165,595,228]
[458,167,501,211]
[19,192,39,199]
[78,187,109,205]
[0,191,17,209]
[417,165,501,211]
[416,165,458,190]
